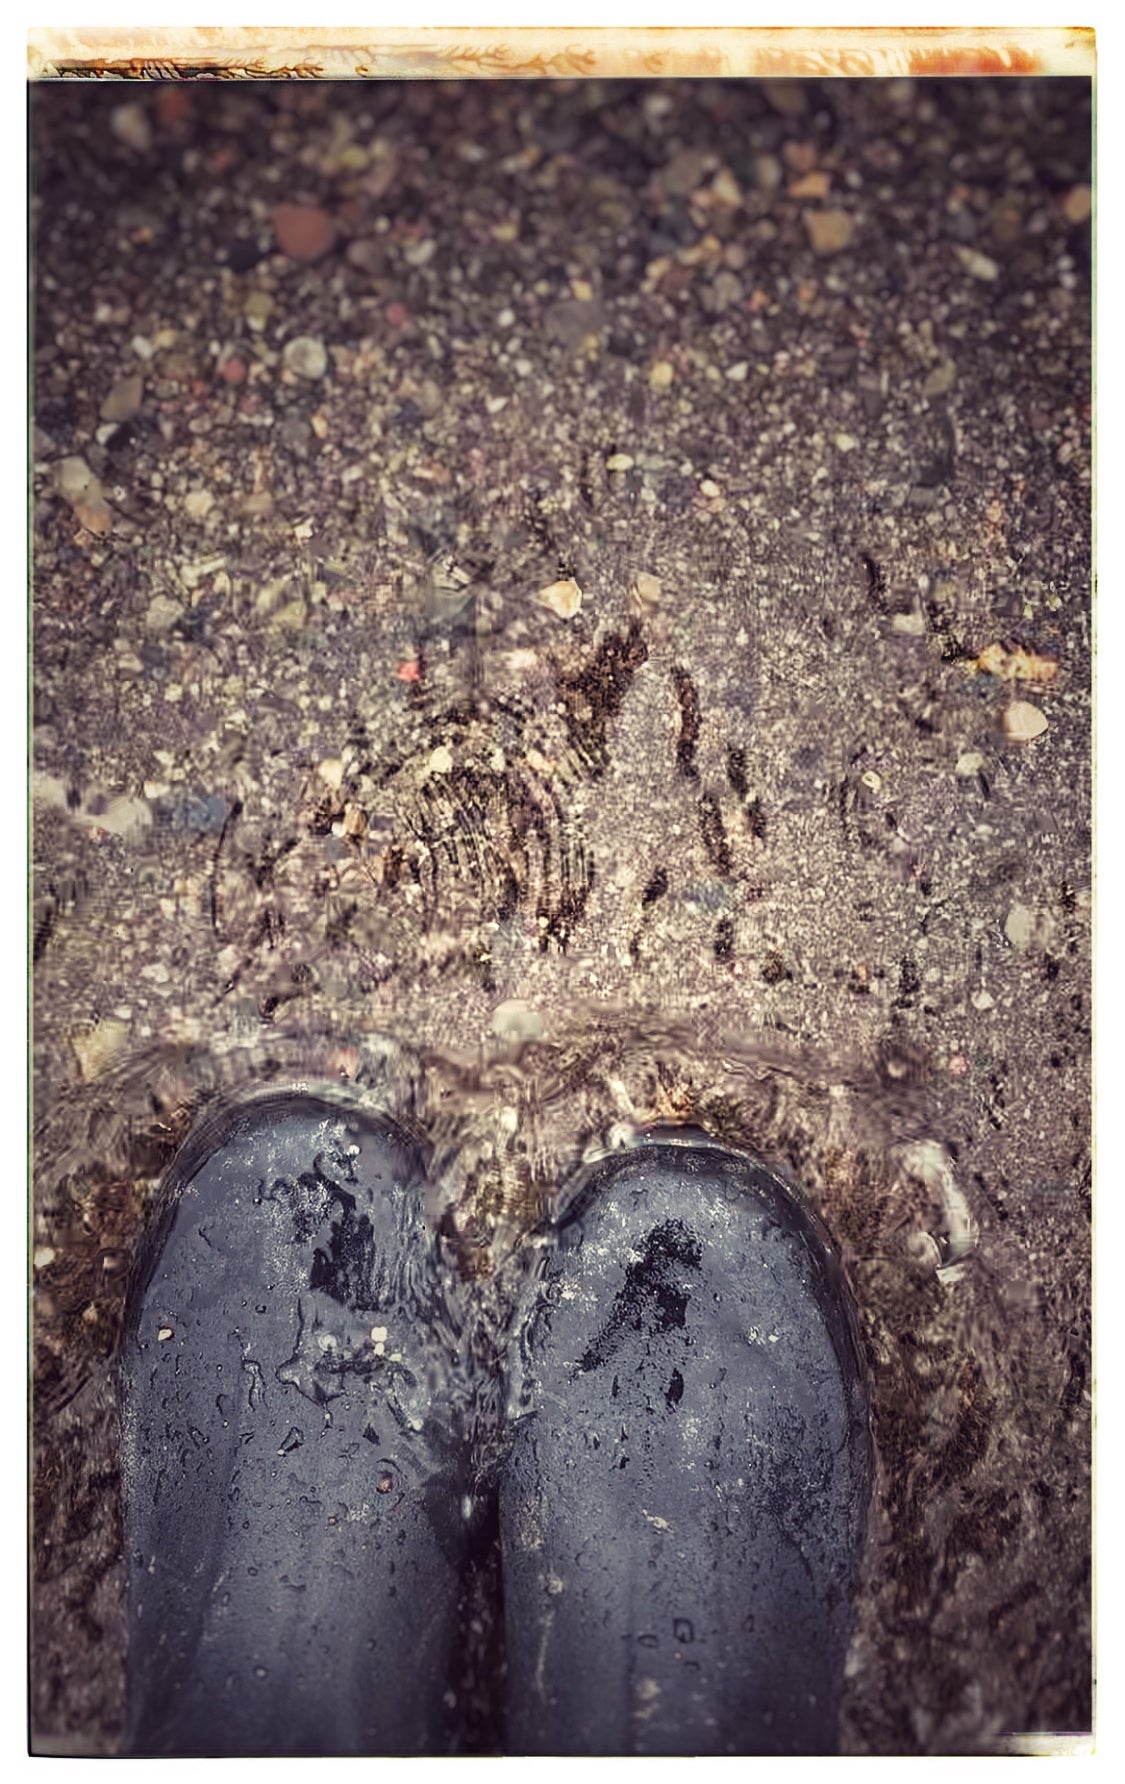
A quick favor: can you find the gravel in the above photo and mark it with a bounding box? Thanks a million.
[31,73,1091,1758]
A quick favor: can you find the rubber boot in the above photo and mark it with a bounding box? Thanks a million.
[500,1130,872,1756]
[121,1088,468,1756]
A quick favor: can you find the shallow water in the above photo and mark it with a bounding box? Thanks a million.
[33,1002,1085,1753]
[32,72,1091,1753]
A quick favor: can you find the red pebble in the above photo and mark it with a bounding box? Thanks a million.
[395,659,421,682]
[220,357,247,385]
[272,203,336,264]
[385,301,410,329]
[156,86,193,130]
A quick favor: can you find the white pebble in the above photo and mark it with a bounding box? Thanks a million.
[1003,700,1048,742]
[282,336,329,381]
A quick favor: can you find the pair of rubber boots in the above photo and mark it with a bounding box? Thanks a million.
[121,1086,871,1756]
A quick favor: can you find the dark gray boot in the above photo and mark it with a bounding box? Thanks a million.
[500,1130,872,1755]
[121,1088,469,1756]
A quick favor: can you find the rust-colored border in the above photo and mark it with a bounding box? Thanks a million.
[27,25,1095,82]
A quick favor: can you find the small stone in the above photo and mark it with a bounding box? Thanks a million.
[662,146,714,196]
[751,153,783,192]
[629,572,662,611]
[726,361,749,382]
[272,203,335,263]
[892,609,926,636]
[971,990,995,1012]
[184,488,214,520]
[345,239,385,276]
[606,452,635,472]
[804,210,854,256]
[404,237,436,268]
[56,457,100,504]
[643,90,674,127]
[705,270,743,315]
[73,499,113,536]
[282,336,329,381]
[834,432,858,453]
[156,86,193,131]
[145,593,184,633]
[789,170,832,200]
[418,378,444,417]
[923,359,958,397]
[699,479,721,499]
[317,758,345,790]
[244,290,274,330]
[428,744,454,775]
[956,751,985,777]
[990,201,1024,248]
[1005,904,1034,951]
[534,577,583,620]
[110,101,152,154]
[220,357,247,385]
[782,141,816,174]
[99,374,144,423]
[649,359,675,389]
[491,999,545,1043]
[762,79,807,116]
[1002,700,1049,743]
[33,1247,55,1271]
[70,1017,130,1082]
[955,246,1000,283]
[711,167,742,207]
[1062,184,1092,226]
